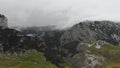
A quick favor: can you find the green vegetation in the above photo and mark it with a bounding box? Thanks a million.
[0,50,57,68]
[88,43,120,68]
[88,44,120,61]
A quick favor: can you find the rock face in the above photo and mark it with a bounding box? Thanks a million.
[0,28,46,54]
[22,28,65,65]
[60,21,120,68]
[61,20,120,45]
[0,14,8,29]
[0,13,47,54]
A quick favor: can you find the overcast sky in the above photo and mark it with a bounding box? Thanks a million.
[0,0,120,28]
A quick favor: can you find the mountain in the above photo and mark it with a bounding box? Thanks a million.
[21,20,120,68]
[0,14,8,29]
[1,14,120,68]
[0,28,47,54]
[0,14,46,54]
[61,20,120,45]
[21,25,57,34]
[60,20,120,68]
[0,14,57,68]
[22,27,65,66]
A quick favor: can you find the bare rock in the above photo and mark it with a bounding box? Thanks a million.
[0,14,8,29]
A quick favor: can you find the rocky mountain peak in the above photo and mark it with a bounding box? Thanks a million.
[0,14,8,29]
[60,20,120,68]
[61,20,120,45]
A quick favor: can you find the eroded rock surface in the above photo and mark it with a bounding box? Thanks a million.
[0,28,46,54]
[0,14,8,29]
[61,21,120,45]
[60,21,120,68]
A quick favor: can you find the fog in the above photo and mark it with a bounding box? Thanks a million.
[0,0,120,28]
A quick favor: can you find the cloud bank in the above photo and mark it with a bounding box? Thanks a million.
[0,0,120,28]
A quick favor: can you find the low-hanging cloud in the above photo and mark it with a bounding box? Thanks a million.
[0,0,120,28]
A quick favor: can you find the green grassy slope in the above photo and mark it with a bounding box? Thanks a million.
[0,50,57,68]
[88,44,120,68]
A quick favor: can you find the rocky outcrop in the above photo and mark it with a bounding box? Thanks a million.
[0,28,46,55]
[61,20,120,45]
[76,43,104,68]
[22,28,65,66]
[0,14,8,29]
[60,21,120,68]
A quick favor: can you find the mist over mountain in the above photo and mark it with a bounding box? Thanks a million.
[1,0,120,28]
[1,14,120,68]
[0,0,120,68]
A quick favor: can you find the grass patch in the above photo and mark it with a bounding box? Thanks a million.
[88,43,120,68]
[0,50,57,68]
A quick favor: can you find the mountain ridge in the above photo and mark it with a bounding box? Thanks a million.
[0,14,120,68]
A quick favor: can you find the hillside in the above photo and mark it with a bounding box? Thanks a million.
[1,14,120,68]
[21,20,120,68]
[0,49,57,68]
[60,20,120,68]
